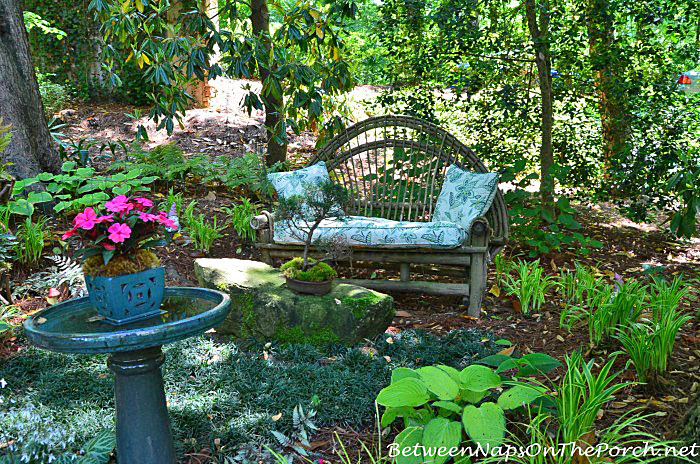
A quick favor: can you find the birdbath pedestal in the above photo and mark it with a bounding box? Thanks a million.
[24,287,231,464]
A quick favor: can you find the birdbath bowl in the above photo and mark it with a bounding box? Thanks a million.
[24,287,231,464]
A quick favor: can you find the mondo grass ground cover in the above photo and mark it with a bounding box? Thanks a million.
[0,329,498,458]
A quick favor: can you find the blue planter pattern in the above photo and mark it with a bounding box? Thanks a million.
[85,268,165,325]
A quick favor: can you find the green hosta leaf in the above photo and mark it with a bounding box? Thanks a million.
[113,184,131,196]
[9,199,34,216]
[27,191,53,204]
[394,426,424,464]
[12,178,39,194]
[376,378,430,408]
[61,161,77,172]
[432,401,463,414]
[459,365,502,392]
[497,385,545,410]
[436,365,461,384]
[460,389,486,404]
[77,167,95,177]
[126,167,143,179]
[392,367,420,384]
[53,201,72,213]
[462,403,505,449]
[381,406,415,427]
[111,173,127,182]
[77,184,100,194]
[37,172,55,181]
[416,366,459,400]
[422,418,462,464]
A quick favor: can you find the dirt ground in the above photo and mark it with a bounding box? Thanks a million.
[2,79,700,460]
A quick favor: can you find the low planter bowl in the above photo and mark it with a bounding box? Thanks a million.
[85,268,165,325]
[285,277,333,295]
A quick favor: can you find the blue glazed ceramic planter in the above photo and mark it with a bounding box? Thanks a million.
[85,268,165,325]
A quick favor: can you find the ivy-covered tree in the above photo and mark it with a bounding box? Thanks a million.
[89,0,357,165]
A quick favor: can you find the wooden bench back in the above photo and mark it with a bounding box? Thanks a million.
[309,115,509,249]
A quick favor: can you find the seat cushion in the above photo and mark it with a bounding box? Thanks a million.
[432,164,499,230]
[273,216,468,249]
[267,161,345,217]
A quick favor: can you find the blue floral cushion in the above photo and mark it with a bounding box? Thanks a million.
[267,161,344,216]
[432,164,499,230]
[274,216,468,249]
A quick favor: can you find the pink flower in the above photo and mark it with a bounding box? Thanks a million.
[156,213,177,230]
[105,196,133,214]
[74,208,99,230]
[107,223,132,243]
[96,215,114,224]
[134,197,153,210]
[62,226,78,240]
[138,212,158,223]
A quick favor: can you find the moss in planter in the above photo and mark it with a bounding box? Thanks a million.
[280,257,337,282]
[82,248,161,277]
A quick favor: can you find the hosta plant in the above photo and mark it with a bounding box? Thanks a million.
[375,355,560,463]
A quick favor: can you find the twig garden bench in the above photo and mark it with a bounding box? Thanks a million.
[251,115,509,317]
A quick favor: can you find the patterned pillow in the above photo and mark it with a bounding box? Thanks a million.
[432,164,499,230]
[267,161,345,216]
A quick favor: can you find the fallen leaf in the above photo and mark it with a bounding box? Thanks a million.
[395,310,412,317]
[386,337,394,344]
[36,317,47,325]
[497,345,515,356]
[489,285,500,297]
[272,413,282,421]
[383,356,391,362]
[556,335,565,342]
[205,191,216,201]
[512,298,522,313]
[87,315,106,323]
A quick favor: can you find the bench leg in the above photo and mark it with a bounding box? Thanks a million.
[467,253,486,318]
[400,263,410,282]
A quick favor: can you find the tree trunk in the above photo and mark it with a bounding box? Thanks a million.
[587,1,627,179]
[525,0,554,210]
[0,0,60,179]
[250,0,287,167]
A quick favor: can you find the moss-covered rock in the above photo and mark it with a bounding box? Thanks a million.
[194,258,395,344]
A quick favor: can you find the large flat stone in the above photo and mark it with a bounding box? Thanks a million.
[194,258,394,344]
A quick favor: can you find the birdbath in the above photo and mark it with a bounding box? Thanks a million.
[24,287,231,464]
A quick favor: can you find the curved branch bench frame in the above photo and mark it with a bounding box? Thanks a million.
[252,115,509,317]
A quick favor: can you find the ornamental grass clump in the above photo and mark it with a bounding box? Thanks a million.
[62,195,176,276]
[503,259,555,315]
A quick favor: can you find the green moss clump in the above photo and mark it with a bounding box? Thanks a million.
[344,294,383,319]
[273,326,341,347]
[281,257,337,282]
[82,249,161,277]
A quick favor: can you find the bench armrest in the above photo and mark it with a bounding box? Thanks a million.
[250,211,275,243]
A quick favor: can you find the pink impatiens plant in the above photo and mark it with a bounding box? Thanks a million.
[62,195,177,264]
